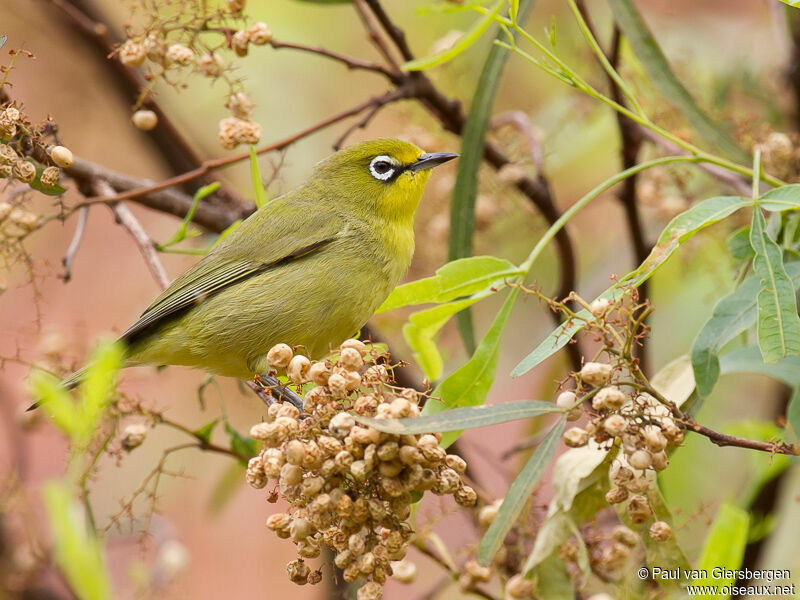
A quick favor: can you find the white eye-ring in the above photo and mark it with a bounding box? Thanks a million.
[369,155,398,181]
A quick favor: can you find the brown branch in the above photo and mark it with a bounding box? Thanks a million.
[70,89,408,208]
[352,0,403,72]
[269,38,400,83]
[679,415,799,456]
[110,202,170,291]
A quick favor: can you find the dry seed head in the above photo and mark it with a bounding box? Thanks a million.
[328,373,348,398]
[611,465,634,485]
[556,390,577,410]
[445,454,467,474]
[628,450,652,471]
[143,34,166,62]
[246,457,267,488]
[165,44,194,66]
[0,163,12,178]
[249,22,272,45]
[454,485,477,506]
[218,117,262,149]
[266,513,291,531]
[627,494,651,524]
[651,451,669,471]
[580,362,613,387]
[357,582,383,600]
[119,40,147,66]
[340,347,364,371]
[290,518,314,541]
[3,107,19,122]
[288,355,311,385]
[287,559,310,585]
[605,487,628,505]
[343,370,362,391]
[593,386,626,411]
[285,439,304,465]
[626,476,650,494]
[267,343,293,369]
[121,423,148,451]
[40,166,60,188]
[13,161,36,184]
[465,559,491,582]
[364,364,387,383]
[329,412,355,436]
[0,115,15,139]
[132,110,158,131]
[649,520,672,542]
[563,427,589,447]
[280,463,303,486]
[0,145,18,165]
[50,146,74,168]
[232,30,250,56]
[197,52,225,77]
[603,414,627,437]
[506,573,535,599]
[390,560,416,583]
[309,362,330,386]
[226,92,255,119]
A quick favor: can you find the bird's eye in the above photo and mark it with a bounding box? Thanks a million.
[369,155,397,181]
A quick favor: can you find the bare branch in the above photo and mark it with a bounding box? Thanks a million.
[109,201,170,291]
[61,205,89,282]
[269,38,400,82]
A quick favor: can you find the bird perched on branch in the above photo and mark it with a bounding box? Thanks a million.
[59,138,457,400]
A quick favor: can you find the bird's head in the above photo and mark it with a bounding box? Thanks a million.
[313,138,458,222]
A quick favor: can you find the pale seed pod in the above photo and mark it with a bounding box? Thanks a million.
[297,540,321,558]
[50,145,74,168]
[248,22,272,45]
[580,362,613,386]
[389,398,411,418]
[364,364,387,383]
[335,549,353,569]
[340,347,364,371]
[0,163,12,178]
[350,460,369,481]
[627,494,651,524]
[478,501,501,528]
[390,559,416,583]
[435,468,460,494]
[329,412,355,436]
[40,166,60,188]
[506,573,535,598]
[3,107,19,123]
[567,407,583,421]
[165,44,194,66]
[132,110,158,131]
[280,463,303,486]
[454,485,477,507]
[358,551,375,575]
[118,40,147,66]
[121,423,148,451]
[307,570,322,585]
[197,52,225,77]
[611,465,634,485]
[348,534,366,556]
[593,386,626,411]
[357,582,382,600]
[629,450,652,471]
[605,487,628,505]
[377,460,402,478]
[445,454,467,474]
[285,439,304,465]
[603,414,627,437]
[232,30,250,57]
[563,427,590,447]
[267,343,292,369]
[342,563,360,582]
[643,425,668,452]
[341,338,367,356]
[350,426,380,445]
[287,354,311,385]
[0,144,18,165]
[226,91,255,119]
[590,297,612,316]
[343,370,362,390]
[649,520,672,542]
[287,559,310,585]
[555,390,577,410]
[651,451,669,471]
[290,517,314,541]
[465,559,491,582]
[13,161,36,184]
[143,34,166,62]
[626,476,651,494]
[398,445,422,465]
[309,362,330,385]
[612,525,640,547]
[266,512,291,531]
[328,373,348,398]
[300,476,324,498]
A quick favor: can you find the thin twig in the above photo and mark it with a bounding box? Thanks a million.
[61,204,89,282]
[679,415,799,456]
[352,0,403,72]
[105,197,170,290]
[269,38,400,83]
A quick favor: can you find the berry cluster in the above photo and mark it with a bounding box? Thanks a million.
[245,340,477,600]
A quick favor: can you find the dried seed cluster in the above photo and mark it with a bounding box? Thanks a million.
[113,0,275,148]
[1,104,65,191]
[246,341,477,598]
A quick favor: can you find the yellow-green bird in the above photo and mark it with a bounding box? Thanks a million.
[63,138,456,392]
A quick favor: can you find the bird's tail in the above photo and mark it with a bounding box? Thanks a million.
[26,366,89,411]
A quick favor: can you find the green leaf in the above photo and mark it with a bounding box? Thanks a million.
[718,345,800,386]
[749,207,800,363]
[158,182,220,250]
[691,263,800,396]
[29,165,68,196]
[478,419,564,566]
[695,503,750,594]
[377,256,521,313]
[354,400,561,434]
[224,422,256,464]
[423,289,518,447]
[728,226,754,261]
[788,387,800,440]
[79,341,125,442]
[402,0,505,71]
[193,419,220,444]
[403,290,494,380]
[448,0,536,353]
[43,482,113,600]
[249,146,268,209]
[607,0,749,163]
[533,555,574,600]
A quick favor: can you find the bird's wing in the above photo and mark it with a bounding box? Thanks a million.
[121,202,344,343]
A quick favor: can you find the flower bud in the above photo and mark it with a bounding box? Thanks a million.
[119,40,147,66]
[132,110,158,131]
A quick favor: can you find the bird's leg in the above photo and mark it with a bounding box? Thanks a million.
[251,374,305,412]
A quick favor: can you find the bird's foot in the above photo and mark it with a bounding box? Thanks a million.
[250,374,304,412]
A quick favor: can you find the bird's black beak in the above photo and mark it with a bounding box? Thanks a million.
[408,152,459,172]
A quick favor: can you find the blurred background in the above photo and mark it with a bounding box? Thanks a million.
[0,0,797,598]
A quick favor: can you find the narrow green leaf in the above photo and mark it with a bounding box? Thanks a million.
[193,419,220,444]
[225,422,256,464]
[249,146,268,209]
[403,290,494,380]
[423,289,518,447]
[728,226,754,261]
[695,503,750,595]
[354,400,561,434]
[749,207,800,362]
[719,345,800,386]
[478,420,565,566]
[607,0,749,163]
[403,0,505,71]
[447,0,536,353]
[32,372,80,441]
[43,482,113,600]
[534,555,574,600]
[691,263,800,396]
[788,387,800,440]
[378,256,521,313]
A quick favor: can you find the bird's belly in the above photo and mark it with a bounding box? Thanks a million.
[130,245,401,378]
